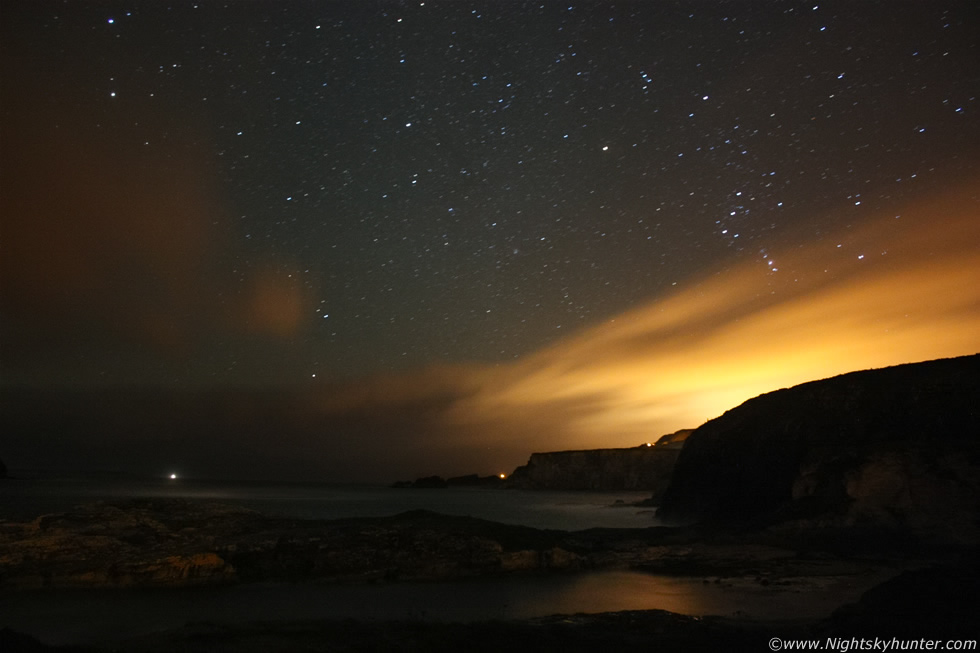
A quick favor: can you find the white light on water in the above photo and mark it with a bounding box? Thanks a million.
[169,473,177,480]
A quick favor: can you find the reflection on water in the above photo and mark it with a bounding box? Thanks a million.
[0,570,892,647]
[0,477,893,647]
[524,571,885,621]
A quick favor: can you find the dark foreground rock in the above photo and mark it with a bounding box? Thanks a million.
[817,556,980,639]
[2,499,975,652]
[0,627,63,653]
[118,611,774,653]
[6,557,977,653]
[1,611,766,653]
[1,498,915,591]
[5,560,975,652]
[0,499,595,589]
[657,354,980,547]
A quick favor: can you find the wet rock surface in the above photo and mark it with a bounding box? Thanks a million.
[5,560,977,653]
[817,557,980,639]
[1,498,975,651]
[0,501,246,589]
[4,497,922,592]
[0,500,588,589]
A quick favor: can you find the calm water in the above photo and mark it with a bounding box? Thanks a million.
[0,571,893,647]
[0,475,658,530]
[0,476,892,647]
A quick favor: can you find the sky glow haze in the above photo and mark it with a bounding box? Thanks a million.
[1,1,978,480]
[328,182,980,457]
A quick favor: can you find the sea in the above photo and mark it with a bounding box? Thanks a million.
[0,473,660,530]
[0,475,891,647]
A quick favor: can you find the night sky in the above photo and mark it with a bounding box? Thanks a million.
[2,2,979,479]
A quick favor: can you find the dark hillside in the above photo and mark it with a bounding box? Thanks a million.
[657,354,980,546]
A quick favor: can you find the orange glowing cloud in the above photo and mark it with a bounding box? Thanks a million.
[316,181,979,476]
[0,82,316,365]
[442,183,980,452]
[242,264,313,339]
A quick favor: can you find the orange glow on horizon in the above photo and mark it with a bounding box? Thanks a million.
[315,182,979,470]
[440,183,980,450]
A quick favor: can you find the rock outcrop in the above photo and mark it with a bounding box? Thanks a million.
[653,428,694,449]
[0,499,598,589]
[818,558,980,639]
[2,497,910,594]
[506,437,688,496]
[446,473,506,487]
[5,497,958,650]
[657,354,980,546]
[0,500,243,589]
[391,475,450,489]
[391,474,505,488]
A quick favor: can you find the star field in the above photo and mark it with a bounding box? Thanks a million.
[1,1,977,387]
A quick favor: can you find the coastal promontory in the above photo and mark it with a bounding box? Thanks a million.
[506,430,691,495]
[656,354,980,547]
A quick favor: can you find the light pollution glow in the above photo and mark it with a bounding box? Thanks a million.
[320,182,980,466]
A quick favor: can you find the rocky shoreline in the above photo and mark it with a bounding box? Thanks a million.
[2,497,977,651]
[4,355,978,650]
[1,497,942,592]
[0,499,584,590]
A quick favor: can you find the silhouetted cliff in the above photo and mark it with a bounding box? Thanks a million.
[657,354,980,545]
[507,434,690,496]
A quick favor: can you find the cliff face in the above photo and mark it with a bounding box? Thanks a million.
[507,443,683,496]
[656,354,980,543]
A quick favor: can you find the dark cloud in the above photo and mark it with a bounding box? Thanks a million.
[0,76,314,382]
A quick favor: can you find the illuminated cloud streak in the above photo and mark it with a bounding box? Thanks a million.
[443,183,980,451]
[318,183,979,469]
